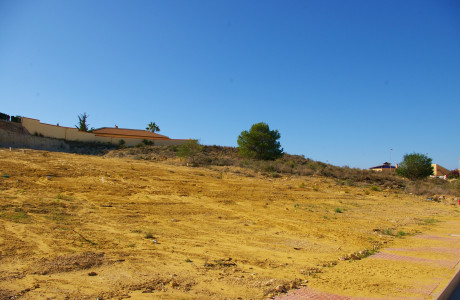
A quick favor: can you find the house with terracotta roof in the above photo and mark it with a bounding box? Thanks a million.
[92,127,171,141]
[431,164,449,179]
[20,117,189,147]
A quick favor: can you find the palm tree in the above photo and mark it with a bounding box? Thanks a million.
[146,122,160,133]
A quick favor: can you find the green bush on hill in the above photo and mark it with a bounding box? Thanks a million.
[237,122,284,160]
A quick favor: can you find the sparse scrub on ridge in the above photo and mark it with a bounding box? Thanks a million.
[103,144,460,195]
[105,145,405,187]
[177,140,203,164]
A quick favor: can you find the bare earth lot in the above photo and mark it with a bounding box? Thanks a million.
[0,149,458,299]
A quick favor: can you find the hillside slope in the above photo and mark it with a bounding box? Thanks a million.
[0,149,458,299]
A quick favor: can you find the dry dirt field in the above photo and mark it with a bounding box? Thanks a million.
[0,149,458,299]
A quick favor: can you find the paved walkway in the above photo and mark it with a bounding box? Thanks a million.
[275,220,460,300]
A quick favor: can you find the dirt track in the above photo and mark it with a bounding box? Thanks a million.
[0,149,458,299]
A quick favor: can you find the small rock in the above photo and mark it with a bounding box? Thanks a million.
[169,281,178,288]
[300,279,309,286]
[275,285,286,293]
[88,272,98,276]
[265,279,275,286]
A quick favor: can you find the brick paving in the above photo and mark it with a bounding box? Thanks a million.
[369,252,458,268]
[385,247,460,255]
[406,282,441,297]
[414,234,459,243]
[276,227,460,300]
[273,287,352,300]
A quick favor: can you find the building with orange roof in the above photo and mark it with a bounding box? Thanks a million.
[20,117,189,147]
[92,127,171,141]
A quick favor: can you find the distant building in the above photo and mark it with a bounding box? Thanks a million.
[431,164,449,179]
[369,162,396,172]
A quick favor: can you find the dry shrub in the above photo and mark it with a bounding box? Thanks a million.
[405,179,460,196]
[105,145,178,160]
[33,252,105,275]
[126,276,196,293]
[0,289,15,299]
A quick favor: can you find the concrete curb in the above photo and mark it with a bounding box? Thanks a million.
[431,261,460,300]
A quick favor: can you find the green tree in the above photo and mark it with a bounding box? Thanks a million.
[395,153,433,180]
[146,122,160,133]
[75,112,90,132]
[237,122,284,160]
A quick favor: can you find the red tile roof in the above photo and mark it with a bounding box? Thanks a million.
[92,127,170,140]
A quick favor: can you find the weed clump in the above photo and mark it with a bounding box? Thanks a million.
[145,231,154,239]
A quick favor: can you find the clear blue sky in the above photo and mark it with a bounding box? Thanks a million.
[1,0,459,169]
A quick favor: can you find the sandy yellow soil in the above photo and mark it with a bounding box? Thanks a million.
[0,149,458,299]
[276,217,460,299]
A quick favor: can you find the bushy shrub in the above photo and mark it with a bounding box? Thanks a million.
[142,139,154,146]
[0,112,10,121]
[447,170,459,179]
[177,140,203,159]
[11,115,22,123]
